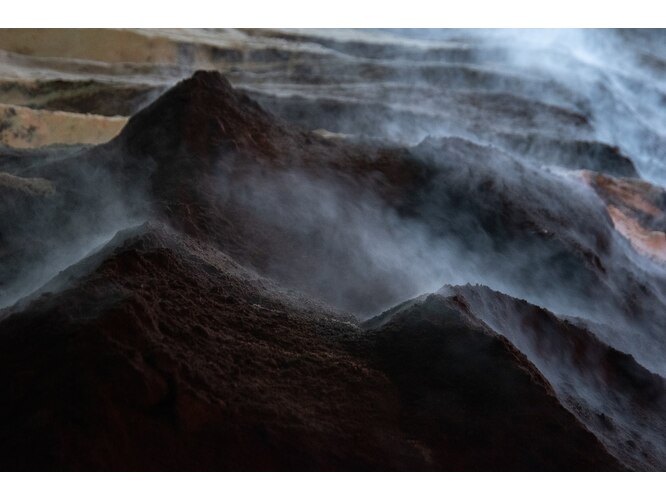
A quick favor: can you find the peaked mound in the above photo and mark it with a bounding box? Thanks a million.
[0,223,417,471]
[445,284,666,470]
[0,225,622,470]
[117,71,286,164]
[362,293,622,471]
[5,71,665,320]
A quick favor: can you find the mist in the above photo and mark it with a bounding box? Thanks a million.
[0,151,148,311]
[1,28,666,470]
[206,135,666,375]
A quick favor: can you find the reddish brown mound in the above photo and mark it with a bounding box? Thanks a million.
[113,70,424,189]
[93,70,431,284]
[0,224,421,471]
[0,225,621,470]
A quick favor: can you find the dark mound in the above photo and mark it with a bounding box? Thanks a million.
[447,284,666,470]
[363,294,622,471]
[0,224,415,470]
[0,225,621,470]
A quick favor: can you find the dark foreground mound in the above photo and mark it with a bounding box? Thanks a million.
[0,225,620,470]
[0,225,410,470]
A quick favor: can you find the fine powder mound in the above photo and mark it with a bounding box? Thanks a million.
[2,28,666,471]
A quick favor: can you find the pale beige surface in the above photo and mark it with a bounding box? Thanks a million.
[0,29,178,64]
[0,103,127,148]
[0,28,341,68]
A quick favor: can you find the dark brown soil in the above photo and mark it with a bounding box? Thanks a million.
[0,225,622,471]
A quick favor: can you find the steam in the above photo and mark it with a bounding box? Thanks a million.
[451,285,666,471]
[2,28,666,471]
[0,155,147,311]
[224,30,666,375]
[395,29,666,186]
[210,137,666,373]
[245,30,666,187]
